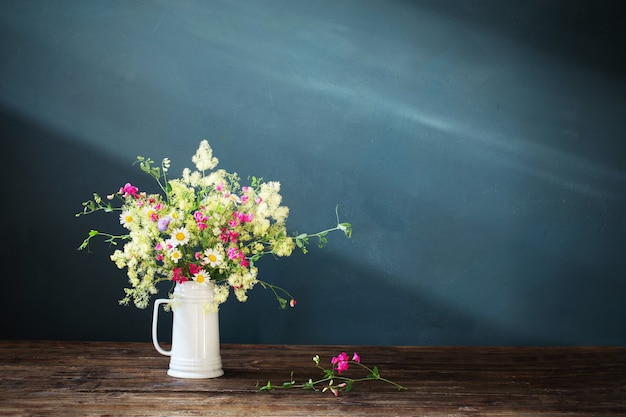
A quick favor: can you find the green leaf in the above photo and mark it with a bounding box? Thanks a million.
[368,366,380,380]
[345,380,353,393]
[339,222,352,239]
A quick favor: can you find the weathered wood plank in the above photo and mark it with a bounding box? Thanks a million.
[0,341,624,416]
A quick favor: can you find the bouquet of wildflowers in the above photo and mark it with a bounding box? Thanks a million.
[77,140,351,311]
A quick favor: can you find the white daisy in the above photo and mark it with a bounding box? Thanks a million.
[170,248,182,263]
[119,210,134,229]
[193,269,211,284]
[203,248,223,268]
[170,227,190,247]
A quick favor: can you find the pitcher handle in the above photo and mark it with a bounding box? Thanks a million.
[152,298,172,356]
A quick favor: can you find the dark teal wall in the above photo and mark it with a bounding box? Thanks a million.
[2,0,625,345]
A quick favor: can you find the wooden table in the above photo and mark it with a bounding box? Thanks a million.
[1,341,624,416]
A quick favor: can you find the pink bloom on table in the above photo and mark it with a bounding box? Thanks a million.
[331,352,350,373]
[352,352,360,363]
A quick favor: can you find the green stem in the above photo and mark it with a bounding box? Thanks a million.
[351,361,406,390]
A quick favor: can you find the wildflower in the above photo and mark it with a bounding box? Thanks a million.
[193,269,210,284]
[119,210,134,228]
[120,183,139,198]
[192,140,219,171]
[157,216,171,232]
[170,227,190,246]
[203,248,223,268]
[171,248,182,263]
[172,267,188,284]
[289,299,297,308]
[331,352,350,374]
[352,352,360,363]
[188,263,201,275]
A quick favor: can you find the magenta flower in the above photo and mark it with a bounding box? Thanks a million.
[188,263,201,275]
[227,247,239,260]
[172,267,188,284]
[238,212,254,223]
[120,183,139,198]
[352,352,360,363]
[331,352,350,373]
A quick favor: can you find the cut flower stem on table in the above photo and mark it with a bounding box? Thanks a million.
[259,351,406,397]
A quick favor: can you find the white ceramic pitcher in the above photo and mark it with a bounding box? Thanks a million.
[152,281,224,378]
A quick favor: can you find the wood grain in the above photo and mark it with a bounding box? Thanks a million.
[1,341,624,416]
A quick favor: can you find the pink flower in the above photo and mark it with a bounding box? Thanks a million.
[216,183,224,192]
[352,352,360,363]
[120,183,139,198]
[172,267,188,284]
[228,230,239,242]
[238,212,254,223]
[188,263,201,275]
[289,299,297,308]
[227,247,239,260]
[331,352,350,374]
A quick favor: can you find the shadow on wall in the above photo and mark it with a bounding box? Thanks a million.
[0,105,157,341]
